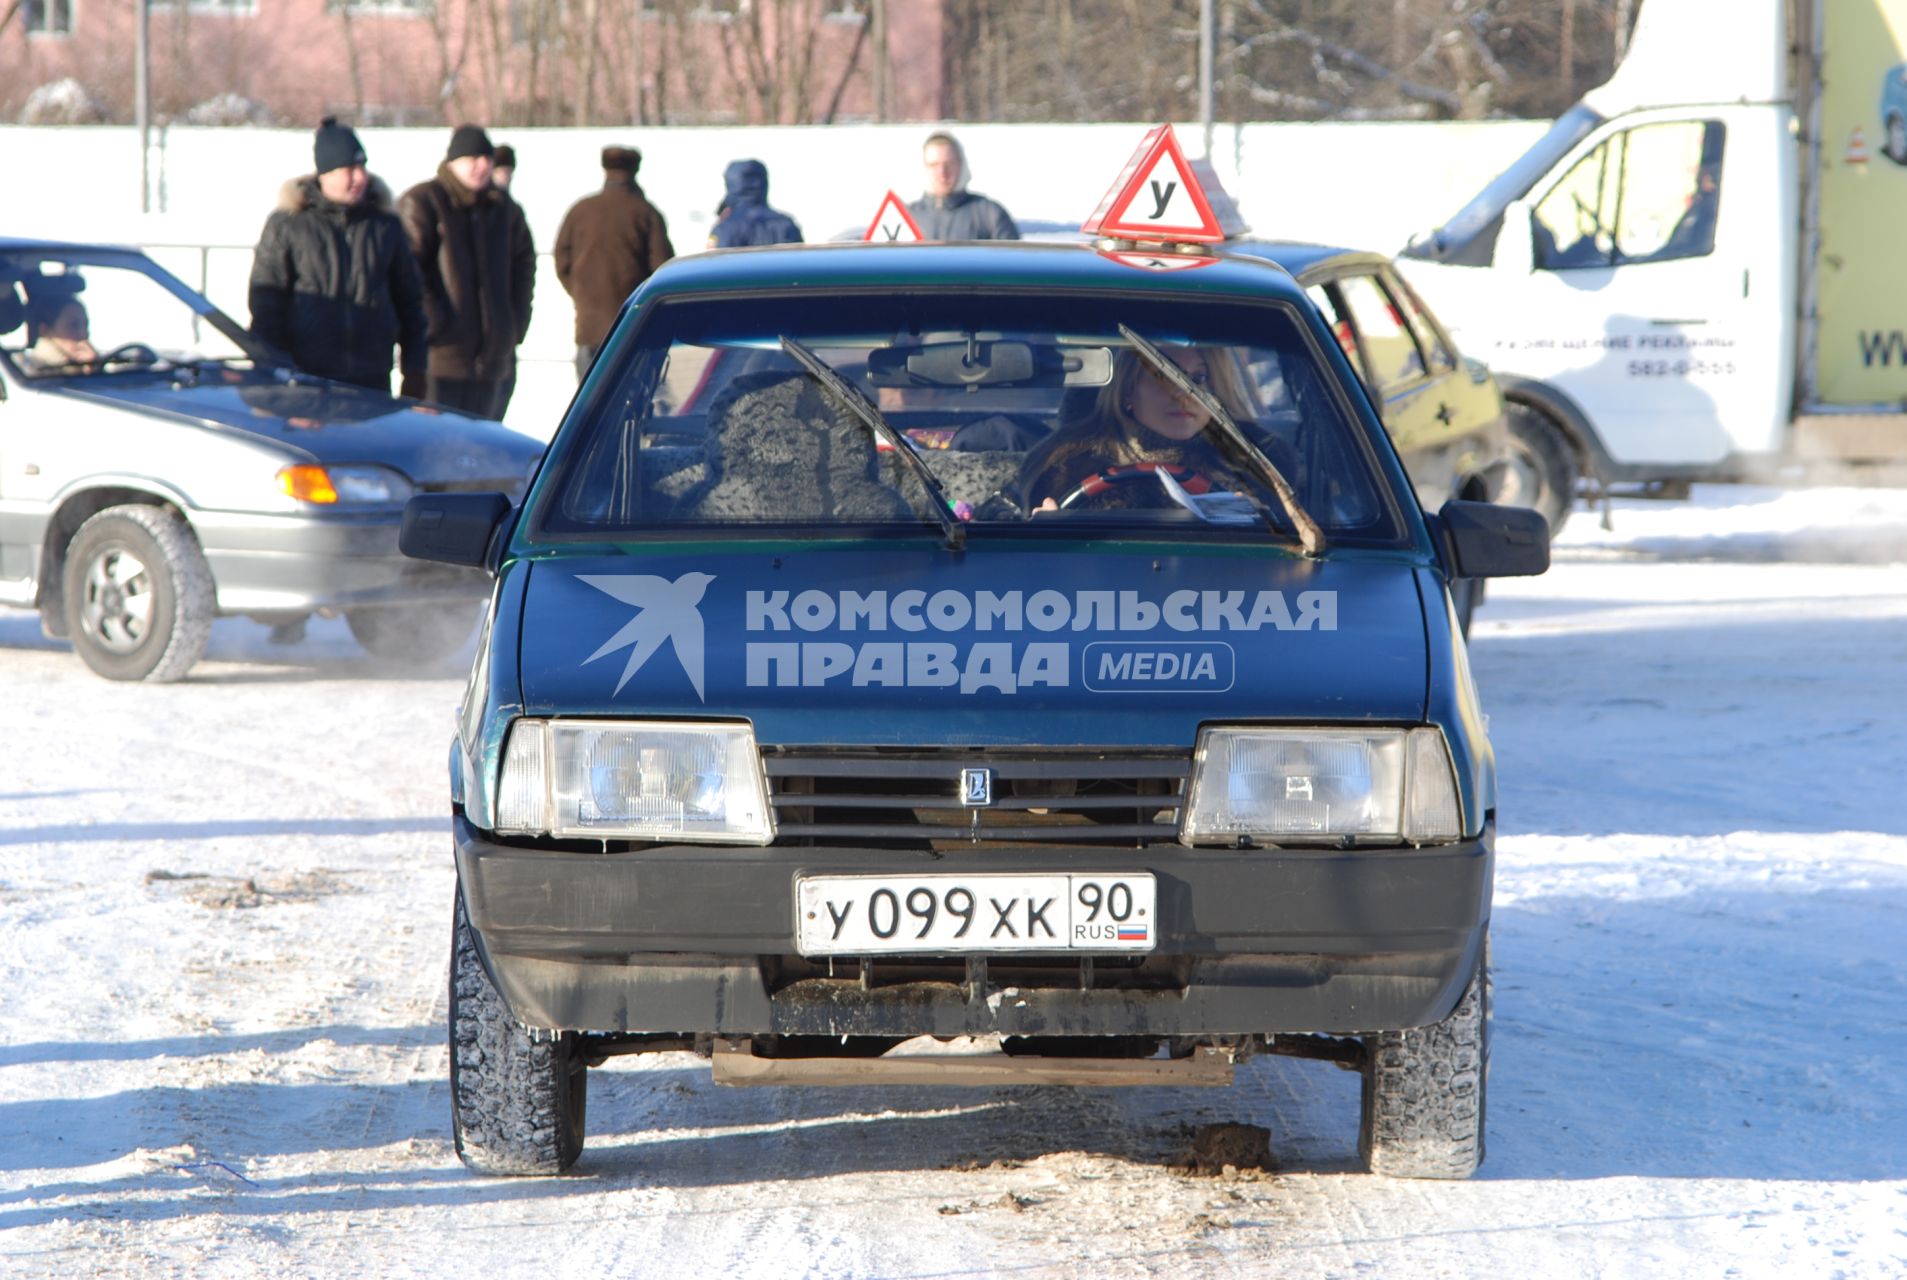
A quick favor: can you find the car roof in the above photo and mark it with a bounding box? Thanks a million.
[639,240,1314,306]
[1222,240,1391,282]
[0,237,141,256]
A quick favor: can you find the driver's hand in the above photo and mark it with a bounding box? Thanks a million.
[1033,497,1058,515]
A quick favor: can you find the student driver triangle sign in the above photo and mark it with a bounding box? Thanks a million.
[864,190,923,242]
[1082,124,1224,244]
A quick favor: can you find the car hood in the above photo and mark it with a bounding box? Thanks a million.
[58,375,542,487]
[514,545,1429,747]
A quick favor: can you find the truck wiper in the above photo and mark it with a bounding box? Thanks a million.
[1118,324,1325,557]
[778,334,965,551]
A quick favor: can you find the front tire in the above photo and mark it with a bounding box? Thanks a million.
[1358,939,1490,1179]
[1501,404,1575,538]
[61,504,214,683]
[449,888,587,1175]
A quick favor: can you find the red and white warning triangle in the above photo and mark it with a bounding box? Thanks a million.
[864,191,924,242]
[1082,124,1224,244]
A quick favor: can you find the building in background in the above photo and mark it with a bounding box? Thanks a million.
[0,0,948,127]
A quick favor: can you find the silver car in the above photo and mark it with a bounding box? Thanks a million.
[0,240,543,682]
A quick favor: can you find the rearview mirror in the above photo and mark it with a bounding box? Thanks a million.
[1435,499,1549,578]
[401,492,512,570]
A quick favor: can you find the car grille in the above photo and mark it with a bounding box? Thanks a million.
[762,747,1190,849]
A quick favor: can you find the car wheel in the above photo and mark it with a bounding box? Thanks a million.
[1501,404,1576,538]
[1358,938,1489,1179]
[449,886,587,1176]
[61,504,215,683]
[1888,114,1907,164]
[346,605,477,666]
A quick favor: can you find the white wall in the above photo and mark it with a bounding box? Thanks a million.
[0,119,1547,437]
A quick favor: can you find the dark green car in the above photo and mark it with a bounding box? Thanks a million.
[404,240,1548,1181]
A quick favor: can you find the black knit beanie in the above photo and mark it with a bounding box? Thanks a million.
[313,117,366,174]
[445,123,495,162]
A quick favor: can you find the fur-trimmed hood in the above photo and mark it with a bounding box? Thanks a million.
[276,173,397,215]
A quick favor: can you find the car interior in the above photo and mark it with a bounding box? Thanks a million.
[546,334,1391,537]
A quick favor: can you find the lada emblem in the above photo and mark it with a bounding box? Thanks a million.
[959,767,993,807]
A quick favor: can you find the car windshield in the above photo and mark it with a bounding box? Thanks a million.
[1403,102,1603,262]
[534,290,1404,545]
[0,249,262,380]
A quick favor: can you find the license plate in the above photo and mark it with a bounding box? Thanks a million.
[795,873,1157,955]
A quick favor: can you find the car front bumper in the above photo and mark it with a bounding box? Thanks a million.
[192,508,492,611]
[453,812,1494,1040]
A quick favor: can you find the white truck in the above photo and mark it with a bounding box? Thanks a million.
[1398,0,1907,528]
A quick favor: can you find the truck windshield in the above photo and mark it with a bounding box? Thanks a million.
[1402,103,1604,266]
[531,290,1404,545]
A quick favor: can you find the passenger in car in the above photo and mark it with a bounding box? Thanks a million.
[19,296,99,374]
[1016,347,1252,510]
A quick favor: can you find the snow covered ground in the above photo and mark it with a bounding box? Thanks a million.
[2,484,1905,1279]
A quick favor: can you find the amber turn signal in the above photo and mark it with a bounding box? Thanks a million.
[276,465,339,504]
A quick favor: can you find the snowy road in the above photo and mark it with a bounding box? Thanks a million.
[3,486,1905,1278]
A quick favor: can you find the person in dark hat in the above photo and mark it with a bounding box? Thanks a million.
[553,144,675,382]
[396,123,536,417]
[247,116,427,395]
[491,143,517,193]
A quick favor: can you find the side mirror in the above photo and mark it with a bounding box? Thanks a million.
[1495,199,1537,275]
[401,492,512,570]
[1435,499,1550,578]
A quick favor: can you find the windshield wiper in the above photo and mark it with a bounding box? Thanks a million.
[778,334,965,551]
[1118,323,1325,557]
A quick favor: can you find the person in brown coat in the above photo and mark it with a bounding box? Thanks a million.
[553,145,674,382]
[396,124,535,418]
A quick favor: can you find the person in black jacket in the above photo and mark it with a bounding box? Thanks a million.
[248,118,427,394]
[398,124,536,417]
[907,132,1019,241]
[707,159,802,249]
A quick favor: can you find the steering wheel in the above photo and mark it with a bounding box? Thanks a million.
[1055,464,1214,511]
[97,342,161,367]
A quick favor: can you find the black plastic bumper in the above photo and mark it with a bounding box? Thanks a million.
[453,811,1493,1039]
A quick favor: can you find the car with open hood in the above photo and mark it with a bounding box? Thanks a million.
[0,239,543,680]
[403,238,1549,1181]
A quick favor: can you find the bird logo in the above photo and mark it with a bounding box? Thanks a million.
[577,572,716,700]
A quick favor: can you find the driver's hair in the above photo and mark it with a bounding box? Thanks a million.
[27,296,85,345]
[1016,345,1256,508]
[1085,346,1253,463]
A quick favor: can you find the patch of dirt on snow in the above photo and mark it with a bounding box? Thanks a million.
[1171,1122,1275,1178]
[145,867,355,909]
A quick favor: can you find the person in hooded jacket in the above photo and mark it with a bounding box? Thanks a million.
[248,118,427,394]
[906,132,1019,241]
[707,159,802,249]
[398,124,536,417]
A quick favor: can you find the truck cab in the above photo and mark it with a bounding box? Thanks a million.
[1400,0,1907,514]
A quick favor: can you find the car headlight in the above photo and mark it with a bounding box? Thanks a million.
[1181,726,1463,846]
[494,719,774,844]
[276,463,416,505]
